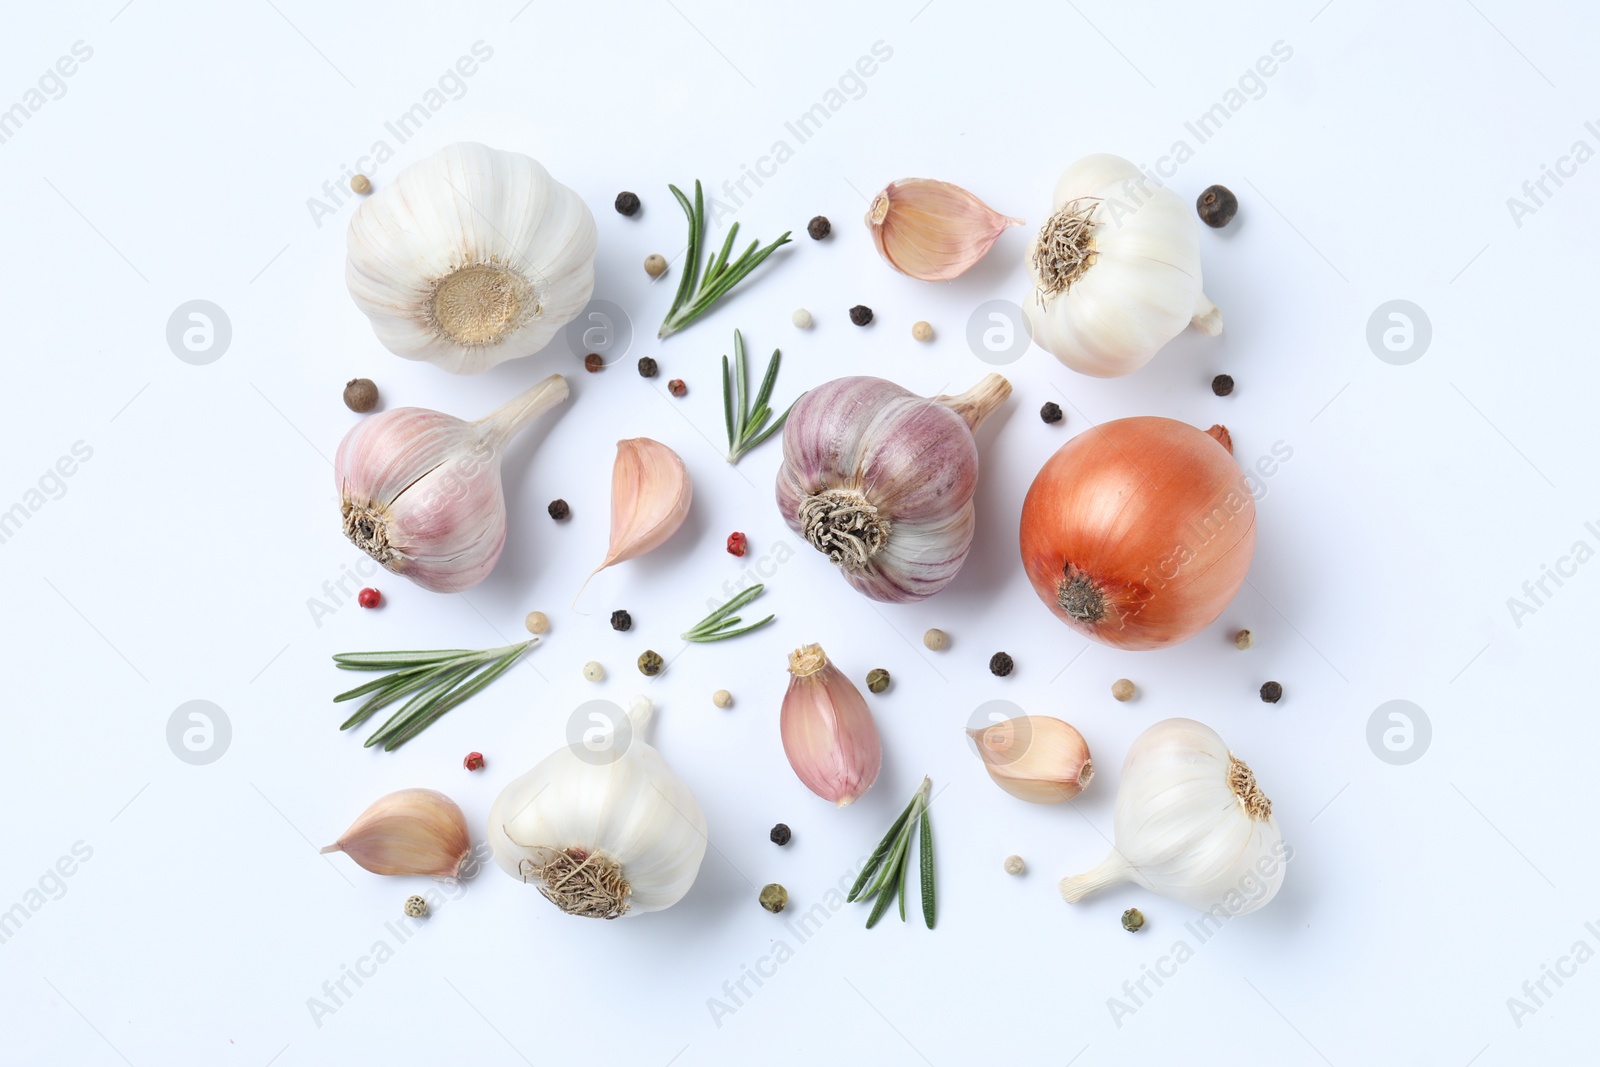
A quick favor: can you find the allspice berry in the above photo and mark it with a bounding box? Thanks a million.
[1111,678,1136,702]
[1212,373,1235,396]
[1197,184,1238,228]
[350,174,372,195]
[343,378,379,413]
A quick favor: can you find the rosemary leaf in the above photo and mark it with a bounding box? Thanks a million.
[687,615,774,643]
[864,831,911,928]
[332,640,532,751]
[722,330,798,463]
[920,796,936,929]
[848,791,921,902]
[333,649,476,669]
[681,584,773,641]
[659,181,791,339]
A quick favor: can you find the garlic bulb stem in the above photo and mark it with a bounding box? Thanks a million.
[1192,293,1223,335]
[476,373,570,451]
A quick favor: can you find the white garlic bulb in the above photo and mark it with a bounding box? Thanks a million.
[346,142,598,374]
[1024,154,1221,378]
[1059,718,1287,914]
[487,697,707,918]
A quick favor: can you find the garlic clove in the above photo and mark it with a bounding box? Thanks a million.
[781,644,882,806]
[867,178,1022,281]
[582,438,692,594]
[969,715,1093,804]
[321,788,471,878]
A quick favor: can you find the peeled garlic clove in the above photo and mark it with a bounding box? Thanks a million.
[866,178,1022,281]
[969,715,1093,804]
[346,142,598,375]
[781,644,882,806]
[321,788,471,878]
[337,374,568,592]
[582,438,692,592]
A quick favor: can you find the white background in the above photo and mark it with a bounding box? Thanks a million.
[2,1,1596,1064]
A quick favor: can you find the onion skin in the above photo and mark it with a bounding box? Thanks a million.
[1019,418,1255,650]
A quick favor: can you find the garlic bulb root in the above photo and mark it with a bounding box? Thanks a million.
[346,142,598,374]
[1058,718,1285,914]
[487,696,708,918]
[336,374,569,592]
[777,373,1011,602]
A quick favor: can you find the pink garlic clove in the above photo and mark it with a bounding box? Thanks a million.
[866,178,1022,281]
[781,644,882,806]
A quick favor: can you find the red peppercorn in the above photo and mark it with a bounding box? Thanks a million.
[726,531,748,556]
[463,751,485,771]
[358,588,381,608]
[668,378,687,397]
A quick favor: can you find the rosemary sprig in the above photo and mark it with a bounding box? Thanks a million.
[332,640,533,751]
[722,329,799,463]
[847,776,936,929]
[680,583,774,642]
[659,180,792,339]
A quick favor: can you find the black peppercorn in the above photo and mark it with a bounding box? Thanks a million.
[1212,374,1234,396]
[547,499,570,521]
[807,215,831,240]
[637,356,658,378]
[1197,185,1238,228]
[769,823,791,846]
[989,652,1014,677]
[584,353,603,373]
[668,378,687,397]
[849,304,873,327]
[1040,401,1063,424]
[610,609,632,632]
[1260,681,1283,704]
[614,191,641,216]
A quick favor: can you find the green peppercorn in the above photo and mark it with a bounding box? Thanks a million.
[610,609,632,632]
[638,649,664,676]
[989,651,1014,677]
[1122,907,1145,932]
[759,883,789,913]
[866,668,891,694]
[1197,185,1238,228]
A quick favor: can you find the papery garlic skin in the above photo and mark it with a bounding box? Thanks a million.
[1060,718,1285,914]
[321,788,471,878]
[1024,154,1221,378]
[969,715,1093,804]
[781,644,882,806]
[867,178,1022,281]
[336,374,567,593]
[775,374,1010,603]
[346,142,598,374]
[488,697,707,918]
